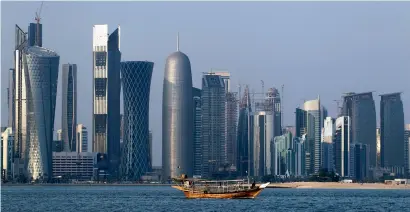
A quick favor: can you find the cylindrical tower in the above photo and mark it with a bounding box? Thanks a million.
[24,46,60,181]
[162,50,193,179]
[120,61,154,181]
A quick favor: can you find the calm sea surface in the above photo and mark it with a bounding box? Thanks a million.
[2,186,410,212]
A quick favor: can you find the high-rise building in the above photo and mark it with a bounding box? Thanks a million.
[380,93,405,174]
[192,87,202,177]
[162,35,193,179]
[293,136,306,176]
[376,128,381,167]
[62,64,77,152]
[149,130,152,172]
[350,143,370,181]
[120,114,124,141]
[120,61,153,180]
[322,117,335,171]
[8,68,15,130]
[272,132,293,175]
[342,92,377,168]
[76,124,88,153]
[303,98,322,174]
[201,74,226,178]
[334,116,350,177]
[2,128,14,180]
[237,86,251,177]
[92,25,121,174]
[226,92,238,169]
[405,124,410,176]
[253,111,274,176]
[266,88,282,139]
[28,23,42,47]
[25,45,60,181]
[208,72,237,169]
[14,25,28,164]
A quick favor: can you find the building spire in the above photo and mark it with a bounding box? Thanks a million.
[177,32,179,51]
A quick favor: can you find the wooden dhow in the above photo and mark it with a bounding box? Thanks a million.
[172,177,270,199]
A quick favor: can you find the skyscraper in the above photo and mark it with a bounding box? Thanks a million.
[376,128,381,167]
[201,74,226,178]
[149,130,152,172]
[226,92,238,169]
[253,111,274,176]
[322,117,335,171]
[342,92,377,168]
[334,116,350,177]
[350,143,370,181]
[92,25,121,174]
[303,98,322,174]
[62,64,77,152]
[237,86,251,177]
[120,61,153,180]
[404,124,410,176]
[209,72,237,168]
[267,88,282,138]
[8,68,15,130]
[2,128,14,180]
[76,124,88,152]
[380,93,405,174]
[25,45,60,181]
[28,23,42,47]
[162,35,194,179]
[14,25,28,164]
[192,87,202,177]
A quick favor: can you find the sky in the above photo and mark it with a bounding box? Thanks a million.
[1,1,410,166]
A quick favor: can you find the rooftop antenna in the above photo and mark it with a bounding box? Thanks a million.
[177,32,179,51]
[35,1,44,46]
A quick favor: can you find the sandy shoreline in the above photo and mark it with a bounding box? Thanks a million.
[267,182,410,189]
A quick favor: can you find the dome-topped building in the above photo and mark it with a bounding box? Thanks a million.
[162,34,194,178]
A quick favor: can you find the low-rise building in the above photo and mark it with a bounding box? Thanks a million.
[52,152,97,180]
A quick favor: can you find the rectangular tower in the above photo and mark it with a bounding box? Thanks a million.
[192,87,202,177]
[76,124,88,152]
[201,74,226,178]
[62,64,77,152]
[92,25,121,173]
[334,116,350,177]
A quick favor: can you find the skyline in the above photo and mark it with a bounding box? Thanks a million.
[2,2,410,167]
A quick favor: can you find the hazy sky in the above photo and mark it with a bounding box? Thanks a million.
[1,2,410,166]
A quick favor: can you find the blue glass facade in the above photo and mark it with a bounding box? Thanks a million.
[120,61,153,180]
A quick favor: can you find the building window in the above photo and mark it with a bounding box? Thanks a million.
[95,52,107,67]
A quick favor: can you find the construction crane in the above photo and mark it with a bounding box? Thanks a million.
[35,1,44,46]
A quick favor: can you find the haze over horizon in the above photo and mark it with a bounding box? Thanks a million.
[2,1,410,166]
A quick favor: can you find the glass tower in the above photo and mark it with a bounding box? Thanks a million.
[62,64,77,152]
[92,25,121,175]
[120,61,153,180]
[24,46,60,181]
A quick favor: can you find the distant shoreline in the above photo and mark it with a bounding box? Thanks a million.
[1,183,173,187]
[266,182,410,190]
[2,182,409,190]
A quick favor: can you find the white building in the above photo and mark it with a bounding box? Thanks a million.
[52,152,97,180]
[76,124,88,152]
[334,116,350,177]
[56,129,62,141]
[322,117,335,172]
[2,128,14,180]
